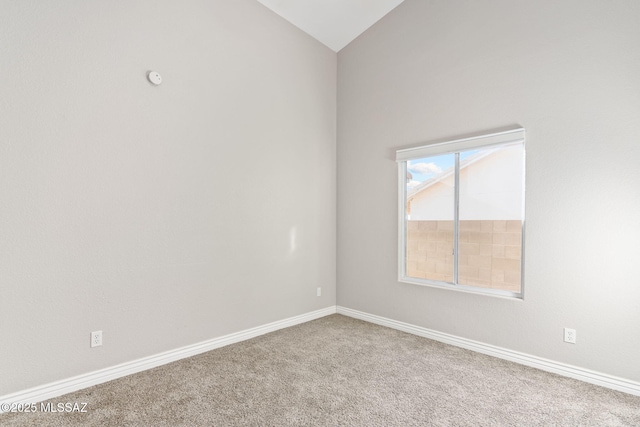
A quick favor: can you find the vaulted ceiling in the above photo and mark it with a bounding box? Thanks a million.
[255,0,406,51]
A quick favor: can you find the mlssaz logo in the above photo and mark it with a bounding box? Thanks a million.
[40,402,88,413]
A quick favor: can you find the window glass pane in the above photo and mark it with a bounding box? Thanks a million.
[457,144,524,292]
[405,154,455,282]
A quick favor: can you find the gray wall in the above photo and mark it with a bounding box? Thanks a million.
[0,0,336,395]
[337,0,640,381]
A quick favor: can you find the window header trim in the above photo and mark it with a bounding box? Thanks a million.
[396,127,525,162]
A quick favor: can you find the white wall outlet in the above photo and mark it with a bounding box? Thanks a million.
[317,287,322,297]
[564,328,576,344]
[91,330,103,348]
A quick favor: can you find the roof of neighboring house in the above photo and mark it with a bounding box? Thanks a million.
[407,149,496,198]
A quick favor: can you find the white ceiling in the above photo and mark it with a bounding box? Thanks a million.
[255,0,406,52]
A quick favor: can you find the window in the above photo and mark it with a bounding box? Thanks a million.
[396,128,525,298]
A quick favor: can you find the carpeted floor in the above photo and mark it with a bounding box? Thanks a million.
[2,314,640,426]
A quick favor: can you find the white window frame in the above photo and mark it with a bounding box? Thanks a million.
[396,128,526,299]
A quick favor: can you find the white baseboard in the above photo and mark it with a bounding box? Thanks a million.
[0,306,337,411]
[5,304,636,411]
[336,306,640,397]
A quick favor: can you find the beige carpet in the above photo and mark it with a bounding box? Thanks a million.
[2,314,639,426]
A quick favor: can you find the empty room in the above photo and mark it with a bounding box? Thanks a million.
[1,0,639,425]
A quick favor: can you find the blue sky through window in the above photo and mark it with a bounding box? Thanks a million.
[407,150,480,190]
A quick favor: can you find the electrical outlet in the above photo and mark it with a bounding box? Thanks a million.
[91,330,103,348]
[317,287,322,297]
[564,328,576,344]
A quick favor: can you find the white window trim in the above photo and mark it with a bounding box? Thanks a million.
[396,128,526,299]
[396,128,525,161]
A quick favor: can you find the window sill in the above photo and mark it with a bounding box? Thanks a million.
[398,276,523,300]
